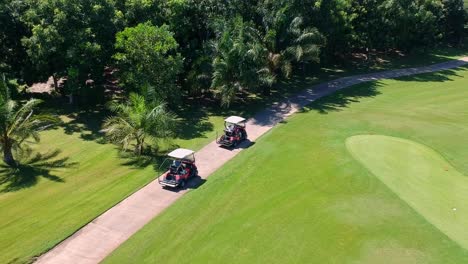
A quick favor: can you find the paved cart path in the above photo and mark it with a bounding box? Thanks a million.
[36,57,468,264]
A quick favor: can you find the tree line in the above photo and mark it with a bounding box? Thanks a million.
[1,0,466,107]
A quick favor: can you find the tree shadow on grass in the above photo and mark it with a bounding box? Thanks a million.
[174,99,215,140]
[395,65,467,83]
[40,101,109,143]
[301,64,467,114]
[0,150,77,192]
[302,81,383,114]
[62,108,108,143]
[117,148,169,171]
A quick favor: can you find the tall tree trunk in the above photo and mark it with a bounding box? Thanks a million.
[52,74,59,91]
[3,141,15,166]
[53,74,66,98]
[135,137,143,156]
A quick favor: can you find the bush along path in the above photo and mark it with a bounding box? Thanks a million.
[35,57,468,264]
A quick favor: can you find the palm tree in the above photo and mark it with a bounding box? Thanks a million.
[211,17,273,106]
[102,93,176,155]
[210,15,324,105]
[211,18,252,107]
[257,16,325,80]
[284,17,324,69]
[0,75,60,166]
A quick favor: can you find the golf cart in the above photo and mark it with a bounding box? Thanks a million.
[216,116,248,148]
[158,148,198,188]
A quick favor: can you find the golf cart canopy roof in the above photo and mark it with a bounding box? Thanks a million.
[167,148,195,159]
[224,116,246,124]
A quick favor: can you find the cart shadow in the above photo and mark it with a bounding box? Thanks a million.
[186,176,207,189]
[234,139,256,150]
[161,175,206,193]
[237,140,255,150]
[218,139,256,152]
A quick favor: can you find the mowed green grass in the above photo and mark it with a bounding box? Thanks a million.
[347,135,468,249]
[2,51,465,264]
[0,113,221,264]
[104,66,468,263]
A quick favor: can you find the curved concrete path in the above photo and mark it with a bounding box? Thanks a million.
[36,57,468,264]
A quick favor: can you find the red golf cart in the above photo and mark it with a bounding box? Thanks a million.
[216,116,248,148]
[158,148,198,188]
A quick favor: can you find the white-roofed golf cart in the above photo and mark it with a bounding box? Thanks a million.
[216,116,248,148]
[158,148,198,188]
[224,116,246,124]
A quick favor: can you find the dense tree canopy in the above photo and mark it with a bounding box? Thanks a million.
[114,22,183,103]
[0,0,465,107]
[21,0,120,101]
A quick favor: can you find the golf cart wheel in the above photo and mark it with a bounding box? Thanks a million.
[180,180,186,189]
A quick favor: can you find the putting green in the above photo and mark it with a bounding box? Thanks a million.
[346,135,468,250]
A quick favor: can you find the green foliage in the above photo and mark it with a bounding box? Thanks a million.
[211,11,325,106]
[102,93,176,155]
[210,18,265,106]
[351,0,451,51]
[116,0,164,26]
[21,0,120,100]
[0,74,60,166]
[255,4,325,79]
[1,0,465,106]
[0,0,29,77]
[313,0,356,55]
[114,23,183,103]
[441,0,466,44]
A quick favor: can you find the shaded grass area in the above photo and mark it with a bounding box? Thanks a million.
[0,150,73,192]
[104,67,468,263]
[0,48,466,264]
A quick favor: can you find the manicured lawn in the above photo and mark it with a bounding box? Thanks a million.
[104,66,468,263]
[0,49,466,264]
[0,111,220,264]
[347,135,468,249]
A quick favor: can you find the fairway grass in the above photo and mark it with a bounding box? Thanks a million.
[347,135,468,250]
[0,112,220,264]
[1,53,467,263]
[104,66,468,263]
